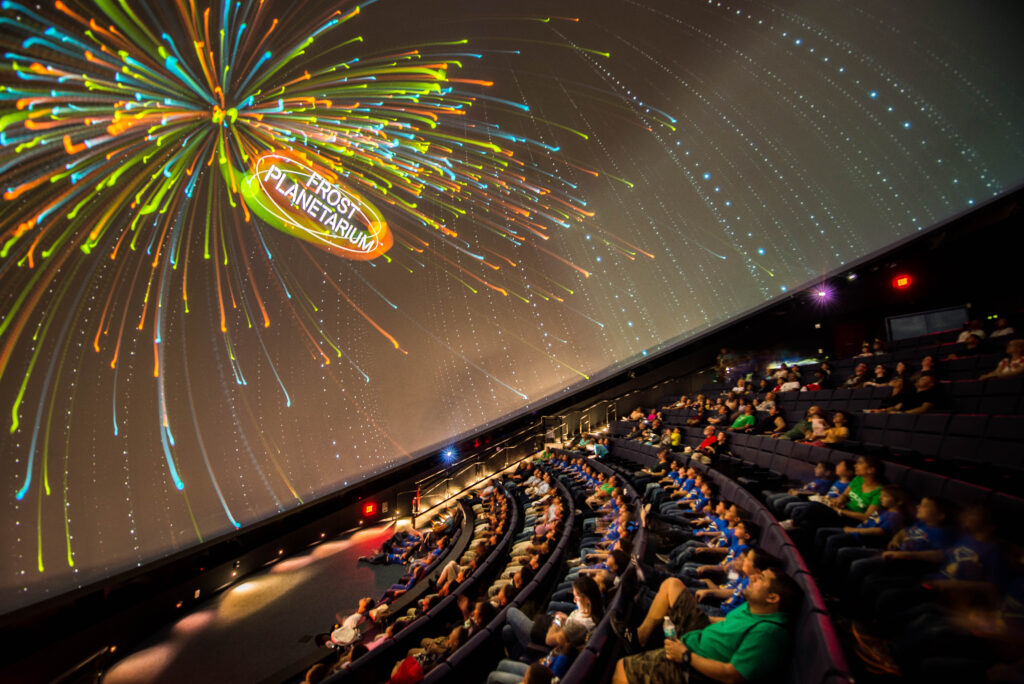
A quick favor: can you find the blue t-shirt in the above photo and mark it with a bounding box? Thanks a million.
[826,480,850,499]
[682,478,696,492]
[856,510,904,537]
[720,576,750,615]
[541,651,570,677]
[723,542,750,565]
[938,535,1007,585]
[807,477,834,495]
[901,522,951,552]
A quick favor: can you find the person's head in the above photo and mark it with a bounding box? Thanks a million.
[807,405,822,418]
[965,334,981,349]
[879,485,911,515]
[861,342,871,353]
[873,339,886,352]
[358,596,376,613]
[832,410,847,426]
[874,364,887,377]
[703,425,715,437]
[522,663,555,684]
[496,583,513,606]
[744,404,755,415]
[472,599,497,626]
[743,548,783,578]
[837,459,855,480]
[855,455,884,481]
[735,520,757,542]
[716,431,728,444]
[744,567,799,614]
[725,503,743,524]
[921,355,935,369]
[960,504,996,538]
[769,404,781,417]
[1007,338,1024,357]
[304,663,328,684]
[572,575,605,620]
[896,361,908,375]
[447,625,467,651]
[547,618,588,652]
[608,549,629,575]
[813,461,835,479]
[855,362,868,375]
[917,497,957,527]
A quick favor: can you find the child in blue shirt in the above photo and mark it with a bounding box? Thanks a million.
[765,460,835,517]
[780,459,853,525]
[816,485,911,579]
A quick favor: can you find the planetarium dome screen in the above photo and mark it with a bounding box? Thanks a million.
[2,0,1022,613]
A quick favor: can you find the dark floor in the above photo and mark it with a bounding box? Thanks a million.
[101,523,407,684]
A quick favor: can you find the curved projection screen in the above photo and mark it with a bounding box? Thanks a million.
[2,0,1022,612]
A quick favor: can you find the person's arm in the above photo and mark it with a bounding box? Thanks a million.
[886,528,908,550]
[828,490,851,510]
[664,640,744,684]
[881,548,944,563]
[695,587,733,601]
[844,524,885,535]
[905,402,934,415]
[839,503,879,523]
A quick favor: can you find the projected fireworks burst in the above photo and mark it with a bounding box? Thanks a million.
[0,0,616,573]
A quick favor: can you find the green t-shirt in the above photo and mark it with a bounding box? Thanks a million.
[682,604,791,681]
[730,414,755,429]
[846,476,882,513]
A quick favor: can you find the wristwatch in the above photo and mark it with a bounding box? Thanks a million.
[681,650,692,667]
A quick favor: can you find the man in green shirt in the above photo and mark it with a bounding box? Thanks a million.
[613,568,798,683]
[728,405,756,432]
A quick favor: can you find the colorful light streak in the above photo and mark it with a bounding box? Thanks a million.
[0,0,605,575]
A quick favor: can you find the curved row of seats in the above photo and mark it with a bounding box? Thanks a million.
[555,454,648,684]
[314,486,519,683]
[420,475,578,682]
[606,438,854,684]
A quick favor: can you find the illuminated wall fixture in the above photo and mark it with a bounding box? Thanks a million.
[363,501,377,516]
[892,274,913,290]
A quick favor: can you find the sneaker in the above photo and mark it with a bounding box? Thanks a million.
[779,519,797,531]
[655,553,671,564]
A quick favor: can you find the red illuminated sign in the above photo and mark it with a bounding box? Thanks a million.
[892,274,912,290]
[363,502,377,516]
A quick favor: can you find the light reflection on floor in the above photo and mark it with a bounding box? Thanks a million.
[102,523,401,684]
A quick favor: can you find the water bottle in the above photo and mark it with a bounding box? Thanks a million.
[663,616,677,640]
